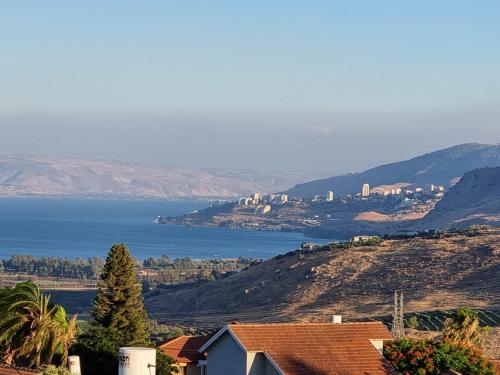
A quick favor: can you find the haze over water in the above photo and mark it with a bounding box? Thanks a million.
[0,198,317,260]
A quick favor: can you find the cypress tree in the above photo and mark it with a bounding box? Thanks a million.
[92,244,150,346]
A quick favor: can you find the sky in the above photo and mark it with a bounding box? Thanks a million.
[1,1,499,176]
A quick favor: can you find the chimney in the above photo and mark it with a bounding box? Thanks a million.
[332,315,342,324]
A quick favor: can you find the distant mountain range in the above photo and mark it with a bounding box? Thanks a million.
[1,143,499,199]
[0,156,276,198]
[285,143,500,197]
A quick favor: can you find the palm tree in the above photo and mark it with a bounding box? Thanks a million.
[443,307,492,348]
[0,281,78,368]
[53,307,79,366]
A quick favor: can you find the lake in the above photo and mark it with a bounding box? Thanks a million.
[0,198,320,260]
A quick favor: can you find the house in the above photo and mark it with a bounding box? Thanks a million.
[351,235,378,243]
[256,205,272,214]
[158,335,211,375]
[198,320,394,375]
[300,242,320,251]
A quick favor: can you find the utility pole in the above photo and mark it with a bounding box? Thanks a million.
[391,291,405,338]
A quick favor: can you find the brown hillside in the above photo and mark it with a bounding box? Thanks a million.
[146,228,500,327]
[419,167,500,229]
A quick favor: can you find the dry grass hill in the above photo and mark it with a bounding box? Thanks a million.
[419,167,500,229]
[146,227,500,328]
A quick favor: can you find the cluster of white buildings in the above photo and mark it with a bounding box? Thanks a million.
[360,183,445,198]
[381,187,402,196]
[312,190,335,202]
[237,193,289,214]
[237,182,445,215]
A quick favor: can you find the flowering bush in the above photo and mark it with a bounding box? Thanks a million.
[384,338,495,375]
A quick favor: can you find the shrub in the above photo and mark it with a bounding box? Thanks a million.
[156,350,178,375]
[443,307,492,348]
[384,338,495,375]
[41,365,71,375]
[408,315,419,329]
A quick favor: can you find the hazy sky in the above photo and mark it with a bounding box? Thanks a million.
[1,1,499,176]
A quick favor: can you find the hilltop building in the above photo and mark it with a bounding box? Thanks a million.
[250,193,262,205]
[351,235,379,243]
[238,197,254,206]
[362,183,370,197]
[256,205,271,214]
[239,193,289,207]
[277,194,288,203]
[326,190,334,201]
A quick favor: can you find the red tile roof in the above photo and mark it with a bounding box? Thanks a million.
[158,335,211,364]
[227,322,394,375]
[491,359,500,375]
[0,366,40,375]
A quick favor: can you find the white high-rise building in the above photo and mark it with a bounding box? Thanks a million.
[326,191,334,201]
[362,183,370,197]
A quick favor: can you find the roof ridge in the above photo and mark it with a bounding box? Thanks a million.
[229,321,385,326]
[157,335,189,347]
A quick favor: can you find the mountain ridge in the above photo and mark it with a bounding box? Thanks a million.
[285,143,500,197]
[0,155,272,198]
[418,166,500,229]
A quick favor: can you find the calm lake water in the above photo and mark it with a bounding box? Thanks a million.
[0,198,318,260]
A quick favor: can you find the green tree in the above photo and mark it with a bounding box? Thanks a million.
[443,308,492,348]
[0,282,77,368]
[75,244,152,374]
[407,315,419,330]
[92,244,150,346]
[156,350,178,375]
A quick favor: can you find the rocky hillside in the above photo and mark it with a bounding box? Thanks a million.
[146,228,500,327]
[285,143,500,197]
[419,167,500,230]
[0,155,270,198]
